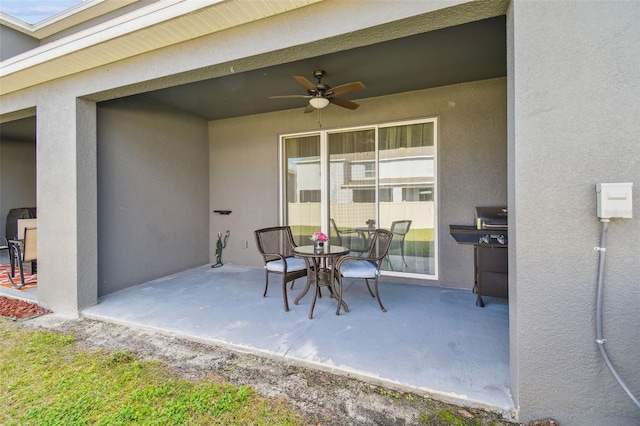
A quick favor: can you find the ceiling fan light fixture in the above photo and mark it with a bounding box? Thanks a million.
[309,97,330,109]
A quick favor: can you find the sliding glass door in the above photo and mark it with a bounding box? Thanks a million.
[328,128,376,253]
[282,133,321,246]
[281,118,437,278]
[378,121,435,276]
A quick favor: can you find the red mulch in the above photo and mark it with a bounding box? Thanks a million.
[0,296,50,320]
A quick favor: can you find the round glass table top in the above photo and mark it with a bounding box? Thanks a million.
[293,245,349,257]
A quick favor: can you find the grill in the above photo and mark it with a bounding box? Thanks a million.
[449,207,508,307]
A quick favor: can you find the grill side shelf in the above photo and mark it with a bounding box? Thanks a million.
[449,225,508,246]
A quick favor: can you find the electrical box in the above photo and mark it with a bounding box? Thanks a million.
[596,182,633,219]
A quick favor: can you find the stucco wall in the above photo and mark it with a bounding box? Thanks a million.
[97,97,209,296]
[0,24,38,61]
[209,77,507,290]
[0,139,36,238]
[510,1,640,424]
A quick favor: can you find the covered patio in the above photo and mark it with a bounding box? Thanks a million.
[69,264,513,413]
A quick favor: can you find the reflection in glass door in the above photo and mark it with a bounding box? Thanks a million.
[281,118,437,278]
[379,121,435,275]
[282,134,321,246]
[328,128,376,254]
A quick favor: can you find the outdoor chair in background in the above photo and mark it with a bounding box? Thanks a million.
[15,219,37,240]
[7,227,37,289]
[388,220,412,270]
[330,218,368,255]
[1,236,14,276]
[334,229,393,313]
[5,218,38,280]
[254,226,308,312]
[5,207,36,240]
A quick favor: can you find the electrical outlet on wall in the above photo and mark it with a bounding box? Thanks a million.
[241,240,249,249]
[596,182,633,219]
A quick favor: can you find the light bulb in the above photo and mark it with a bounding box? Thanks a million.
[309,97,330,109]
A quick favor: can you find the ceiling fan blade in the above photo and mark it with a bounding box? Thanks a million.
[330,97,360,110]
[293,76,318,92]
[268,95,312,99]
[327,81,365,97]
[304,104,315,113]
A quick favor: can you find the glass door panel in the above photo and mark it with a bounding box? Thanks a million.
[378,122,435,274]
[284,134,321,246]
[328,129,376,253]
[281,118,437,278]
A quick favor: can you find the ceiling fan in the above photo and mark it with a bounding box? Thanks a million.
[269,70,365,113]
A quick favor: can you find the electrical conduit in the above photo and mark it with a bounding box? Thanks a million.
[595,219,640,409]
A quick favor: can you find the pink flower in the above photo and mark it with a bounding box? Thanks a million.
[310,231,328,242]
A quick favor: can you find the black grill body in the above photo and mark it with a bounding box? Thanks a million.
[449,207,508,307]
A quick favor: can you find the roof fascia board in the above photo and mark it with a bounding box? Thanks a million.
[1,0,217,74]
[0,0,138,39]
[0,0,322,95]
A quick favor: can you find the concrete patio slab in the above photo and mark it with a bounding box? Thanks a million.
[81,264,513,413]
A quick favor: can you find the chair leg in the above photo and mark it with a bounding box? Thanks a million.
[9,245,16,277]
[281,277,290,312]
[385,253,395,271]
[336,274,344,315]
[400,244,408,268]
[364,278,375,297]
[263,270,269,297]
[7,245,25,289]
[7,267,25,290]
[373,277,387,312]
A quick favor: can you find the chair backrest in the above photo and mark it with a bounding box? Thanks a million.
[365,229,393,264]
[254,226,297,263]
[390,220,412,240]
[5,207,36,239]
[17,218,37,240]
[23,227,37,262]
[329,218,342,245]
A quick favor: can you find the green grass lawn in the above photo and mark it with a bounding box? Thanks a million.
[292,226,435,257]
[0,319,514,425]
[0,320,301,425]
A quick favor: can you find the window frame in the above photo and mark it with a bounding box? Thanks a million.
[279,117,438,280]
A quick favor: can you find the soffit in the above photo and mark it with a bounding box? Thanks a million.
[1,15,507,141]
[141,16,507,121]
[0,0,322,95]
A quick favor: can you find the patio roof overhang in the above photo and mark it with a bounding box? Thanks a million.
[1,0,509,140]
[0,0,323,96]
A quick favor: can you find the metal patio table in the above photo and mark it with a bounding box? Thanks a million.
[293,245,350,319]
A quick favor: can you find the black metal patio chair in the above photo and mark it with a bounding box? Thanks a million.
[254,226,308,312]
[334,229,393,313]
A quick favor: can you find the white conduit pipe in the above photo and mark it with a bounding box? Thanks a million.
[595,219,640,409]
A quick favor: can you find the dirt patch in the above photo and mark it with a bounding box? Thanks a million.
[3,297,557,425]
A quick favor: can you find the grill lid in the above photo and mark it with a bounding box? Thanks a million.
[475,207,508,229]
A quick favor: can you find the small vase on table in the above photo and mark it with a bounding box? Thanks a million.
[311,231,327,252]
